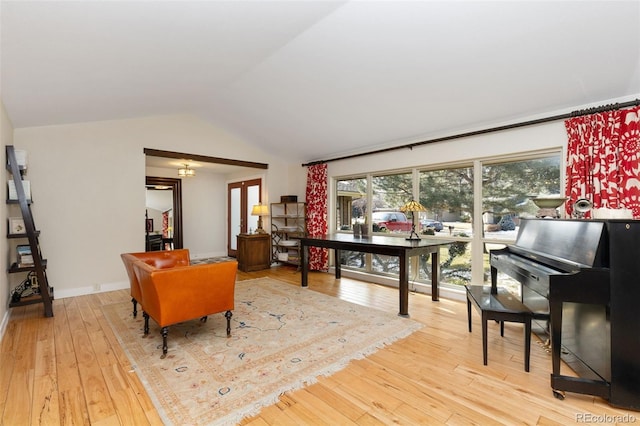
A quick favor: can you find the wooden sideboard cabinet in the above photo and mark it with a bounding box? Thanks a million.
[236,233,271,272]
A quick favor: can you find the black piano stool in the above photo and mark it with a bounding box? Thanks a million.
[465,285,533,372]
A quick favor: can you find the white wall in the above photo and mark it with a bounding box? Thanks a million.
[11,114,294,298]
[327,120,567,177]
[1,101,13,337]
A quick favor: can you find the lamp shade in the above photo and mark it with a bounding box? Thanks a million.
[251,204,270,216]
[400,199,427,212]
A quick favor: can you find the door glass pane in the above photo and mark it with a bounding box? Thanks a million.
[230,187,241,250]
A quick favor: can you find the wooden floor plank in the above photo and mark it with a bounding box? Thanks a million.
[299,381,367,422]
[32,315,59,425]
[65,296,118,425]
[100,363,153,425]
[2,315,38,425]
[283,386,359,425]
[1,265,637,425]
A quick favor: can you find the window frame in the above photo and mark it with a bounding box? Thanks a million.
[330,148,563,293]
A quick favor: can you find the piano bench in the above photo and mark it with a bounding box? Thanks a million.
[465,285,533,372]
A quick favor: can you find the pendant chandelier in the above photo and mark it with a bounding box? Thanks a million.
[178,164,195,177]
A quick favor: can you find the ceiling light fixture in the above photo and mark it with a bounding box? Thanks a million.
[178,163,195,177]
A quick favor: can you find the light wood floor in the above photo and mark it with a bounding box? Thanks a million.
[1,265,637,425]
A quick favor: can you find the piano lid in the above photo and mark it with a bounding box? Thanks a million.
[511,218,608,269]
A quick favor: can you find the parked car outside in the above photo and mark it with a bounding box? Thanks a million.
[420,219,443,232]
[372,211,413,232]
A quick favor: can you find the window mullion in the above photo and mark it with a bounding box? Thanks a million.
[472,160,484,284]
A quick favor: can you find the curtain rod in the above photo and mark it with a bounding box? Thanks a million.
[302,98,640,167]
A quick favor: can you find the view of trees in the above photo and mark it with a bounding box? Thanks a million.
[420,166,474,223]
[482,157,561,220]
[371,173,413,211]
[418,157,561,227]
[335,154,561,287]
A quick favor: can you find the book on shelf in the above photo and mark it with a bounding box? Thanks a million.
[8,217,25,234]
[14,150,28,169]
[8,180,31,200]
[16,244,34,267]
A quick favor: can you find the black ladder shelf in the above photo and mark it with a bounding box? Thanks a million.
[6,145,53,317]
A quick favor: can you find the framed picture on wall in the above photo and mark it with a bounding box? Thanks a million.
[8,217,25,235]
[146,218,154,233]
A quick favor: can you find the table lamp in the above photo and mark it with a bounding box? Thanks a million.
[251,203,270,233]
[400,199,427,240]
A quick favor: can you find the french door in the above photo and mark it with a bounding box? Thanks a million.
[227,178,261,257]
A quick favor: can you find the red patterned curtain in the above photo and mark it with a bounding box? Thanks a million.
[565,106,640,218]
[162,211,169,237]
[306,164,328,271]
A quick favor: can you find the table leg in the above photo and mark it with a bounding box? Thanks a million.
[301,244,308,287]
[490,265,498,294]
[399,252,409,317]
[431,249,440,301]
[335,249,341,279]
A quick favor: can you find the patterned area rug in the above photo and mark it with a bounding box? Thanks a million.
[190,256,235,265]
[103,277,422,425]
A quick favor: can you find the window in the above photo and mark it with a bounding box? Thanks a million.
[419,166,474,285]
[336,177,369,273]
[481,155,561,284]
[371,172,413,235]
[333,151,562,292]
[336,177,367,232]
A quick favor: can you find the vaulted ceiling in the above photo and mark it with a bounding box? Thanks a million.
[2,1,639,164]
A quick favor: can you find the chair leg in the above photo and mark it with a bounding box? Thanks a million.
[500,321,504,337]
[225,310,233,337]
[143,312,150,336]
[131,298,138,318]
[161,326,169,359]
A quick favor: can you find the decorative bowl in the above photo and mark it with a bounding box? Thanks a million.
[531,196,568,209]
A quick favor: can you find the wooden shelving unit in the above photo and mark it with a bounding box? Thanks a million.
[271,201,306,266]
[6,145,53,317]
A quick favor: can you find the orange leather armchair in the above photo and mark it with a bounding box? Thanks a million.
[120,249,190,318]
[132,256,237,358]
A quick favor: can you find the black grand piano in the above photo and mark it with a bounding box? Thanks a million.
[490,218,640,410]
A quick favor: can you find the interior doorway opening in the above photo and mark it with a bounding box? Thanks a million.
[145,176,183,250]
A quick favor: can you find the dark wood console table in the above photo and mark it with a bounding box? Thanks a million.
[299,234,452,317]
[237,233,271,272]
